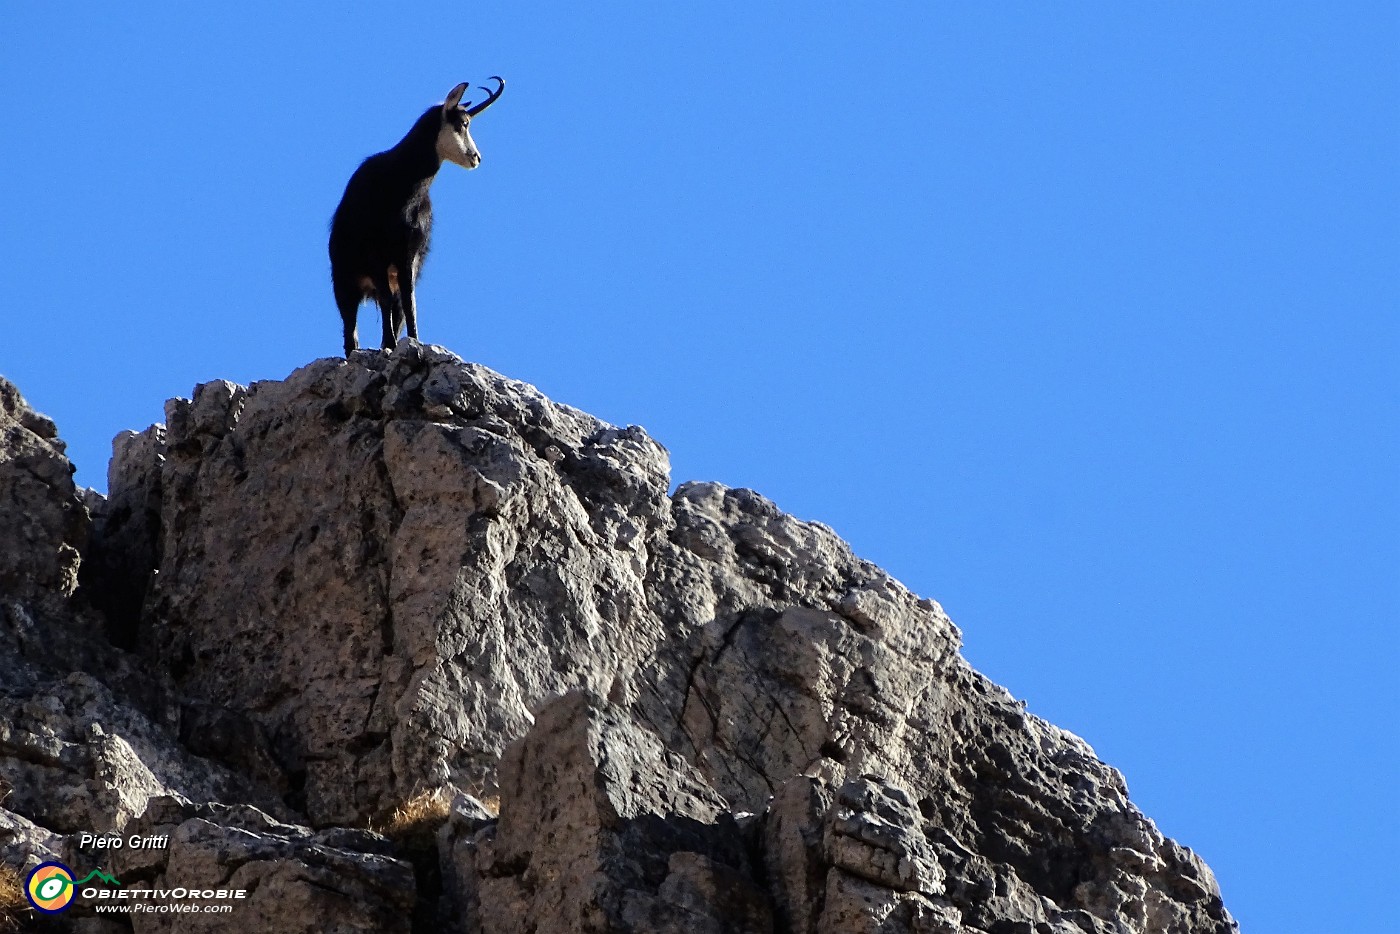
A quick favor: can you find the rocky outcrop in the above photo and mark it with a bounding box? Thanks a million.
[466,691,771,934]
[0,351,1236,933]
[110,797,416,934]
[0,378,85,609]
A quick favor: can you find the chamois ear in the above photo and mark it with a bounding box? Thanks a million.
[443,83,469,112]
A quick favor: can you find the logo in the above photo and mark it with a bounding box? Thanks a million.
[24,862,121,914]
[25,862,75,914]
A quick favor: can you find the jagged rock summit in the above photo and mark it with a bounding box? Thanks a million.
[0,343,1236,933]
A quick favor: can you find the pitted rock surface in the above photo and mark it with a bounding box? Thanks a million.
[0,354,1236,933]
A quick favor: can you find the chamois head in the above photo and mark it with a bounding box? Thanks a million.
[437,77,506,170]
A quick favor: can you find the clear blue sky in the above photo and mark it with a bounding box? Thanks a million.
[2,3,1396,930]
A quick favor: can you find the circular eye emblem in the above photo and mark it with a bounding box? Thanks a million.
[26,862,76,913]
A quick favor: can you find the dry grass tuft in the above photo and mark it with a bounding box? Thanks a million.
[0,863,28,933]
[373,788,458,932]
[377,787,454,845]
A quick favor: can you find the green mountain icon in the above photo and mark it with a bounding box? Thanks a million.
[73,869,121,887]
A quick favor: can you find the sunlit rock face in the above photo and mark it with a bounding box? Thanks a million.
[0,354,1235,933]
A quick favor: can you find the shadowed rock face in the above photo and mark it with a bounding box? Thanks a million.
[0,377,85,606]
[0,352,1237,934]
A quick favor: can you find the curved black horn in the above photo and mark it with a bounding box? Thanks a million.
[465,76,505,116]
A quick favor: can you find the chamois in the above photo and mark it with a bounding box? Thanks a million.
[329,78,505,356]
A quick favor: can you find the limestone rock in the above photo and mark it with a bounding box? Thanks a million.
[88,344,966,829]
[471,691,771,934]
[0,376,86,606]
[110,797,415,934]
[824,777,943,896]
[0,804,66,874]
[764,774,966,934]
[0,377,281,875]
[0,348,1237,933]
[111,346,685,826]
[0,671,280,841]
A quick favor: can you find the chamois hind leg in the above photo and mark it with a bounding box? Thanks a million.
[371,270,401,351]
[398,257,419,343]
[334,279,363,357]
[387,263,406,338]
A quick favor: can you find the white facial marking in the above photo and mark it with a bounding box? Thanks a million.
[436,116,481,169]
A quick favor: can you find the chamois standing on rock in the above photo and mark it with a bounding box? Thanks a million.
[329,78,505,356]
